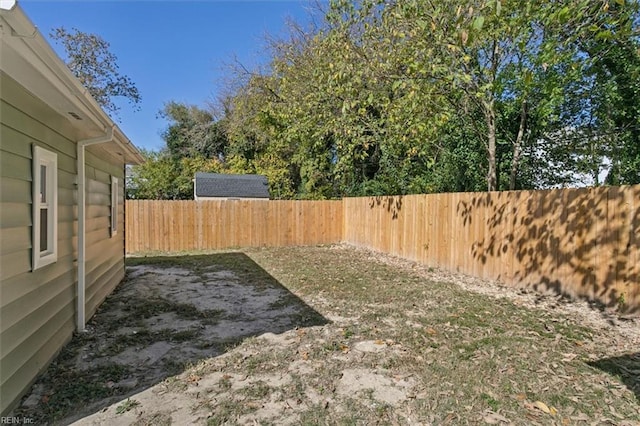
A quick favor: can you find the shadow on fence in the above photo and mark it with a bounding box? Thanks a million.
[458,187,639,313]
[351,186,639,314]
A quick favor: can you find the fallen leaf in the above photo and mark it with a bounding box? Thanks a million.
[533,401,557,416]
[533,401,551,414]
[609,405,625,420]
[482,410,510,424]
[245,402,262,409]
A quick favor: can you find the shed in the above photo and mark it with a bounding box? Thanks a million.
[0,1,144,415]
[194,172,270,201]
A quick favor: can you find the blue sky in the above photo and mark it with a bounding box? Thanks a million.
[20,0,321,151]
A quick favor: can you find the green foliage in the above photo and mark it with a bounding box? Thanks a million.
[115,398,140,415]
[127,150,223,200]
[160,101,228,160]
[51,27,141,117]
[131,0,639,199]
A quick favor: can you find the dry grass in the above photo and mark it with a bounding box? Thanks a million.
[238,245,639,425]
[12,245,640,425]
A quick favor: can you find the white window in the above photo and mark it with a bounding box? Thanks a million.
[32,145,57,269]
[111,176,118,236]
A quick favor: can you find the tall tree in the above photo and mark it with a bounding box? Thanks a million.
[160,101,228,161]
[585,1,640,185]
[51,27,141,117]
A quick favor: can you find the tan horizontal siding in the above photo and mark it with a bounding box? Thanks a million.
[0,177,30,203]
[86,179,108,194]
[0,106,77,175]
[0,289,75,386]
[0,249,30,281]
[85,259,124,320]
[59,187,76,205]
[81,156,125,351]
[0,101,77,161]
[86,204,110,219]
[0,254,76,307]
[0,224,77,281]
[86,216,109,233]
[86,241,121,279]
[58,169,76,188]
[0,226,30,254]
[0,274,75,359]
[85,227,111,248]
[1,72,127,415]
[0,319,74,417]
[86,191,111,206]
[0,71,79,145]
[0,125,33,158]
[0,150,31,181]
[58,204,76,224]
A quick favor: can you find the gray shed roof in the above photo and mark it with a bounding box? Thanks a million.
[195,173,270,199]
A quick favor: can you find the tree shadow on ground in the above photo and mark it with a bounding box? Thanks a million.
[13,252,329,424]
[588,352,640,401]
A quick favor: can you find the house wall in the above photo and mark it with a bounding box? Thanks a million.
[0,72,126,415]
[83,148,125,320]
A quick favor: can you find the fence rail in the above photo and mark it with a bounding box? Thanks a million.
[126,185,639,312]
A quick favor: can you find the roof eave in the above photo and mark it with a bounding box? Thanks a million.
[0,2,144,164]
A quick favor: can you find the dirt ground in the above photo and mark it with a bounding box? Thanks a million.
[12,245,640,425]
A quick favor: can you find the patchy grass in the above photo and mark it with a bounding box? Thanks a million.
[115,398,140,415]
[39,363,132,421]
[244,246,640,424]
[12,245,640,425]
[132,411,172,426]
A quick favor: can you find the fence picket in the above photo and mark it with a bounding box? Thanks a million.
[126,186,640,311]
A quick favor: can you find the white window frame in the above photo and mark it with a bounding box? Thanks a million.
[32,145,58,270]
[110,176,118,236]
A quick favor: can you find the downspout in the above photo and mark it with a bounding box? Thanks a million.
[76,125,114,332]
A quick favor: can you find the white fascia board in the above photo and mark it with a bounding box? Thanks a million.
[0,3,144,164]
[0,0,15,11]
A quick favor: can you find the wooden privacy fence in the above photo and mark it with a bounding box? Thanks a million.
[343,185,639,312]
[126,185,639,312]
[125,200,343,253]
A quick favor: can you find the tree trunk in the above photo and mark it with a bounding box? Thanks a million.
[486,40,499,192]
[486,101,498,191]
[509,100,527,190]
